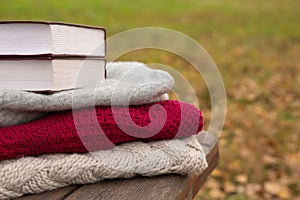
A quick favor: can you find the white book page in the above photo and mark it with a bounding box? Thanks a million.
[51,25,105,56]
[52,59,105,90]
[0,60,53,90]
[0,23,52,55]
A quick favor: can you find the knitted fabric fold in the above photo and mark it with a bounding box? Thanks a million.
[0,100,203,161]
[0,136,208,200]
[0,62,174,127]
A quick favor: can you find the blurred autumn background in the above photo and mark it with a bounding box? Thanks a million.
[1,0,299,199]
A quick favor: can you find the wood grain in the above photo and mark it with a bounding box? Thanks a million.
[16,186,79,200]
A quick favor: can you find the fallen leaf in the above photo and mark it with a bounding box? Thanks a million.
[206,178,220,190]
[245,183,262,198]
[211,169,223,178]
[264,182,292,199]
[235,174,248,184]
[228,160,241,171]
[262,154,279,165]
[209,188,226,199]
[224,180,236,193]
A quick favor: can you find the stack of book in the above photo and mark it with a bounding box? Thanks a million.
[0,21,106,91]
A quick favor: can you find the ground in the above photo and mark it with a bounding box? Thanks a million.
[0,0,299,199]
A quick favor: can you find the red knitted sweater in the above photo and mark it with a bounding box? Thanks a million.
[0,100,203,161]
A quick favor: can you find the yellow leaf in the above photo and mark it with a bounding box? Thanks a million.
[264,182,291,199]
[278,190,292,199]
[209,188,225,199]
[228,160,241,171]
[224,180,236,193]
[211,169,223,178]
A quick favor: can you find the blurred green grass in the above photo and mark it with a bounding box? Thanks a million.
[0,0,299,199]
[1,0,300,38]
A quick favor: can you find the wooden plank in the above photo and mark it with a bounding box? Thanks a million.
[65,133,218,200]
[65,175,185,200]
[15,186,79,200]
[189,143,219,200]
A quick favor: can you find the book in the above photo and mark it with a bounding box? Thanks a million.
[0,21,106,58]
[0,21,106,92]
[0,58,106,91]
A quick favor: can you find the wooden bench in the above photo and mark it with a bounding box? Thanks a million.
[16,132,219,200]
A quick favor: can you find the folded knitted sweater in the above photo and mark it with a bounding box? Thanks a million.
[0,62,173,127]
[0,100,203,161]
[0,136,208,200]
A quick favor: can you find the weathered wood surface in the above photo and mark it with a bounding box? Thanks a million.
[16,132,219,200]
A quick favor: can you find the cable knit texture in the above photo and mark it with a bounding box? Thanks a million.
[0,136,208,200]
[0,62,173,127]
[0,100,203,161]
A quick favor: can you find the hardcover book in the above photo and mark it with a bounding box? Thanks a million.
[0,21,106,57]
[0,58,105,91]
